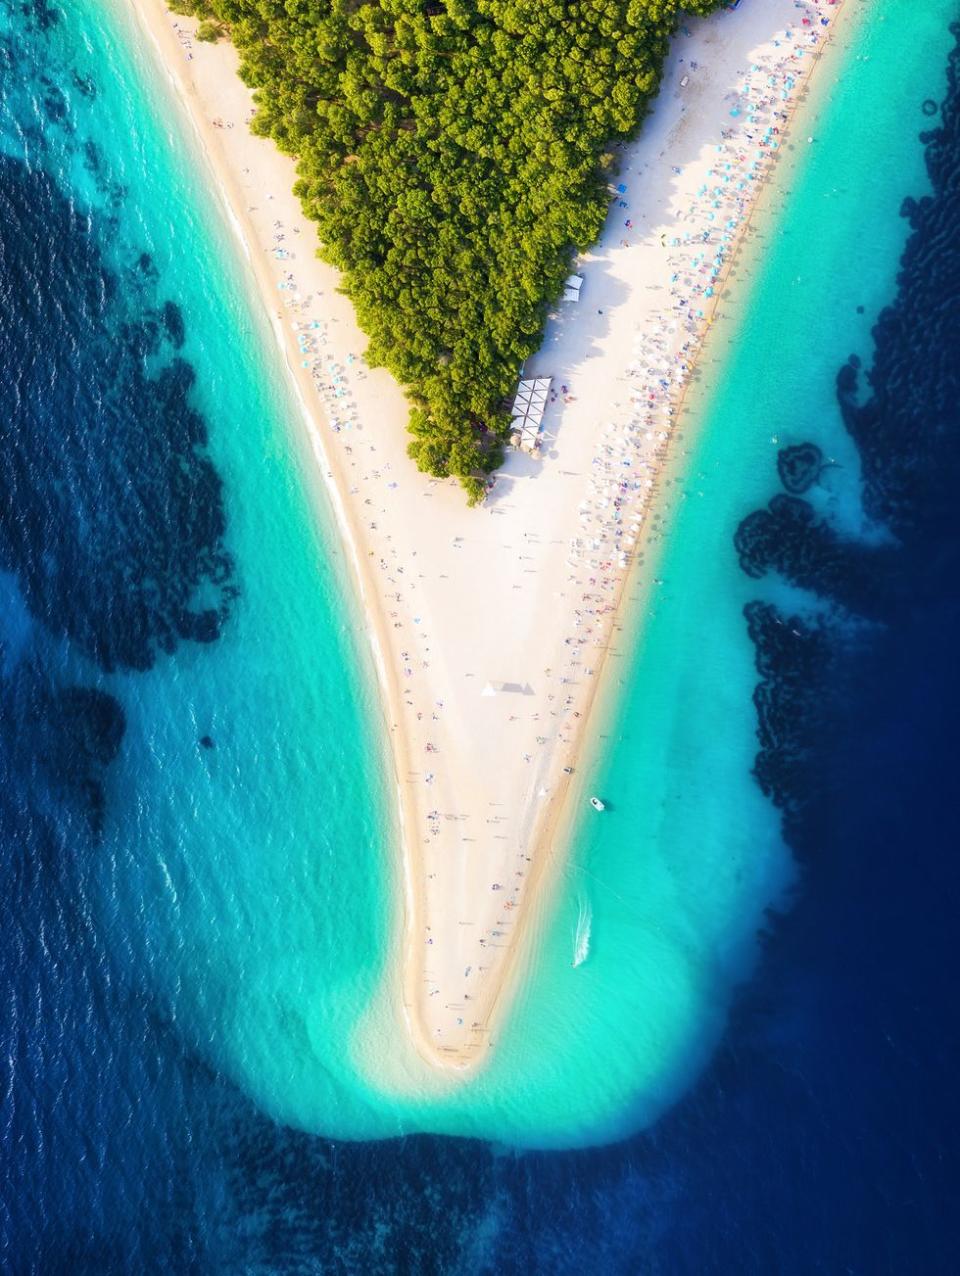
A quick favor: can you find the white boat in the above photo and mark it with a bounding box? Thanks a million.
[589,796,605,812]
[572,897,592,968]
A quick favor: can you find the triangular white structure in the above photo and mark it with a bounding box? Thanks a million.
[510,376,553,452]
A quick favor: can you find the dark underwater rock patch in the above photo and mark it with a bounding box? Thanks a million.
[71,69,96,99]
[744,601,836,830]
[838,44,960,540]
[22,0,60,33]
[82,138,103,175]
[1,665,126,836]
[734,494,892,619]
[0,153,236,673]
[739,25,960,823]
[776,443,822,494]
[56,687,126,766]
[39,75,69,126]
[161,301,186,349]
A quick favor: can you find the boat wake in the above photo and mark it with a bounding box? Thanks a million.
[572,897,592,968]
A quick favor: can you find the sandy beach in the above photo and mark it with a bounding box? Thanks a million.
[126,0,854,1074]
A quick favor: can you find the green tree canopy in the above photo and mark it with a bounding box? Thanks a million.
[172,0,723,500]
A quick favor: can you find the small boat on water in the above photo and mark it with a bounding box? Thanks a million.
[589,796,606,812]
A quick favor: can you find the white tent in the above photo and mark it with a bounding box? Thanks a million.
[510,376,552,451]
[518,422,541,451]
[513,377,551,417]
[563,274,584,303]
[481,681,534,696]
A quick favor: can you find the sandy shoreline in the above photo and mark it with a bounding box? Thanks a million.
[124,0,855,1076]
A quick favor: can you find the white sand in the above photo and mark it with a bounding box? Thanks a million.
[126,0,853,1072]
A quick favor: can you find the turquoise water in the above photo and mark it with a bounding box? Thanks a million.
[511,2,958,1144]
[19,0,948,1150]
[6,0,397,1129]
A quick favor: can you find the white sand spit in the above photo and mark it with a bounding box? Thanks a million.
[126,0,853,1073]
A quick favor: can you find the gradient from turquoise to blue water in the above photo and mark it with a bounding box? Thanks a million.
[2,0,959,1269]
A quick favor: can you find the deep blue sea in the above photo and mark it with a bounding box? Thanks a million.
[2,1,960,1271]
